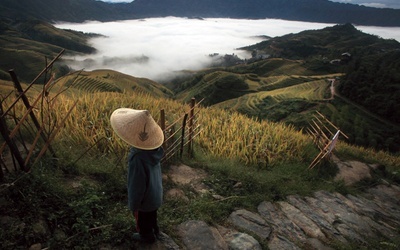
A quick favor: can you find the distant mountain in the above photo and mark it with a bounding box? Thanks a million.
[0,0,133,23]
[1,0,400,26]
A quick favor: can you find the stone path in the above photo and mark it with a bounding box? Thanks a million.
[134,159,400,250]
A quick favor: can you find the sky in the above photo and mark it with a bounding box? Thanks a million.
[55,17,400,82]
[98,0,400,9]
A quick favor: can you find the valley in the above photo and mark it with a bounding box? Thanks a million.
[0,4,400,248]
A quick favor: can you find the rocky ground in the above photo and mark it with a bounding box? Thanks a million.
[2,154,399,249]
[133,157,400,250]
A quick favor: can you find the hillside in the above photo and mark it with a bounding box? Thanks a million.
[340,50,400,124]
[130,0,400,26]
[171,24,400,152]
[0,79,400,249]
[1,20,400,249]
[241,23,400,61]
[1,0,400,26]
[56,69,173,98]
[1,68,400,249]
[0,0,133,23]
[0,19,97,82]
[1,19,399,153]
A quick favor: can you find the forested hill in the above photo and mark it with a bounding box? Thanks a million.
[340,50,400,125]
[245,24,400,124]
[1,0,400,26]
[243,23,400,126]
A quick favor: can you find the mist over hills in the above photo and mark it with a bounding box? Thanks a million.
[1,0,400,26]
[0,0,399,152]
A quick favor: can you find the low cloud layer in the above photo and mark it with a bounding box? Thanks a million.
[56,17,400,81]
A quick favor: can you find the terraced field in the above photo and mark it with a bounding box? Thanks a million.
[55,69,172,98]
[214,74,340,115]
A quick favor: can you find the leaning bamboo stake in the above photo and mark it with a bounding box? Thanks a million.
[31,100,78,167]
[188,98,195,155]
[0,103,26,171]
[314,115,334,136]
[1,49,65,118]
[165,126,183,142]
[8,70,57,157]
[308,141,331,169]
[165,113,185,131]
[24,124,46,166]
[316,111,348,139]
[183,129,202,147]
[309,145,332,169]
[180,114,188,158]
[6,75,53,139]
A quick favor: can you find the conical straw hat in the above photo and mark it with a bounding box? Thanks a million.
[110,108,164,150]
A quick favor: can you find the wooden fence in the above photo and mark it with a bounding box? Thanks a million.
[0,50,77,179]
[0,50,201,181]
[160,97,202,164]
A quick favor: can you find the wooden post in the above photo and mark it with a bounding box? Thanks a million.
[0,103,27,172]
[188,98,195,155]
[8,70,57,158]
[180,114,188,158]
[160,109,166,149]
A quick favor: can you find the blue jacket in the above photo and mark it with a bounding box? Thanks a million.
[127,147,164,212]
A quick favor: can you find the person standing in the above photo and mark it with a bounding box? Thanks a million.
[110,108,164,243]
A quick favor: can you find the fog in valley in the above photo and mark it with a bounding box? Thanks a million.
[55,17,400,81]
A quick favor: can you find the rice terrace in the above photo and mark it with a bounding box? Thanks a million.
[0,14,400,250]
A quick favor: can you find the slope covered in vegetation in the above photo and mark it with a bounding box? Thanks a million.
[171,24,400,152]
[0,19,96,82]
[1,78,399,248]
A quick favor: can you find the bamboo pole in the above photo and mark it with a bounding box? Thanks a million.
[1,49,65,118]
[316,111,348,139]
[31,100,78,167]
[180,114,188,158]
[188,98,195,155]
[8,70,57,157]
[0,103,26,171]
[314,115,334,137]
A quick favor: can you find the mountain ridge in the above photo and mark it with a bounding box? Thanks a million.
[1,0,400,26]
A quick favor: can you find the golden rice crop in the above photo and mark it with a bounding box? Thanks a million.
[6,85,399,169]
[44,90,313,167]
